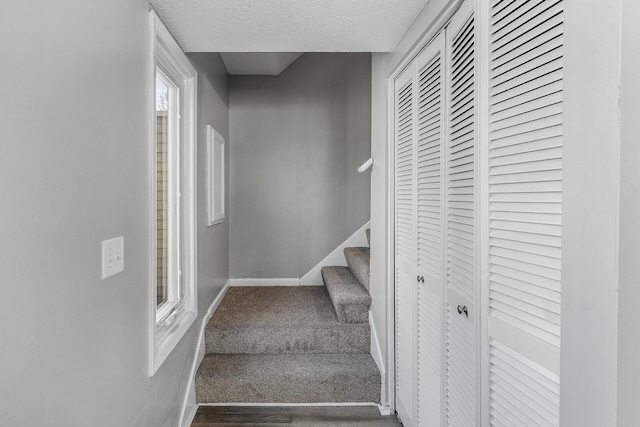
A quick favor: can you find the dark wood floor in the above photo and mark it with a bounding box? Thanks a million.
[191,405,402,426]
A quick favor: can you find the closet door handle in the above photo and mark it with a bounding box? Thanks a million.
[457,305,468,317]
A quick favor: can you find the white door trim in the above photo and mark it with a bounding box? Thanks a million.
[475,0,490,425]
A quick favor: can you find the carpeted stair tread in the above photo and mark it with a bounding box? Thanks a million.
[196,353,381,403]
[206,286,370,354]
[321,266,371,324]
[344,247,370,291]
[366,228,370,246]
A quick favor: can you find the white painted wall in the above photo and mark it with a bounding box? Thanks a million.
[560,1,621,425]
[0,1,229,425]
[617,0,640,424]
[370,0,460,407]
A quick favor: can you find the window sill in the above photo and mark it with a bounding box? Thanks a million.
[150,307,197,376]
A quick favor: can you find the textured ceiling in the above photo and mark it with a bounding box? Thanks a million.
[149,0,430,52]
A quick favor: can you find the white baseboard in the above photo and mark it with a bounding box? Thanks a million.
[299,221,371,286]
[377,403,392,416]
[369,311,387,413]
[199,402,392,417]
[178,280,231,427]
[228,278,300,286]
[199,402,379,407]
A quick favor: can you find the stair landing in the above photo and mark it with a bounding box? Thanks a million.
[206,286,370,354]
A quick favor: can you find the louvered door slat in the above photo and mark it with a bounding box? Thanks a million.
[492,0,561,41]
[490,341,560,427]
[492,10,562,59]
[491,0,517,20]
[491,102,562,131]
[490,232,557,253]
[492,0,545,27]
[491,81,562,115]
[490,265,559,294]
[491,237,561,258]
[488,0,563,425]
[493,40,562,89]
[492,282,560,311]
[452,85,474,112]
[394,66,416,427]
[493,10,562,69]
[491,60,563,100]
[416,32,445,427]
[452,94,474,118]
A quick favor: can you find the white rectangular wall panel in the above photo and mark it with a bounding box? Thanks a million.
[207,126,226,226]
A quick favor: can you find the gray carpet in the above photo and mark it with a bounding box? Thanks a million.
[321,266,371,324]
[196,353,380,403]
[344,247,370,291]
[206,286,370,354]
[196,228,379,404]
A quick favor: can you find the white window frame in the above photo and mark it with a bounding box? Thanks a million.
[155,67,181,324]
[148,10,198,376]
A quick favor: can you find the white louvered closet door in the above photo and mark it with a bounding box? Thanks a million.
[445,1,477,426]
[394,2,479,426]
[394,65,417,427]
[486,0,563,425]
[415,32,446,427]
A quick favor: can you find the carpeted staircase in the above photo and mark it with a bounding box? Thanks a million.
[195,228,380,404]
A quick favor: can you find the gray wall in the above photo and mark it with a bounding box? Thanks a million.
[0,1,229,425]
[618,0,640,424]
[229,53,371,279]
[190,52,231,315]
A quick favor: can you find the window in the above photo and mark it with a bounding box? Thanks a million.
[149,10,198,376]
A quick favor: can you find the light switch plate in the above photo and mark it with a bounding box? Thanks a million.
[102,236,124,280]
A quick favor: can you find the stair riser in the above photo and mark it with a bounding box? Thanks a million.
[196,354,381,404]
[321,266,371,324]
[344,247,370,292]
[196,376,380,403]
[335,303,370,324]
[206,325,370,354]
